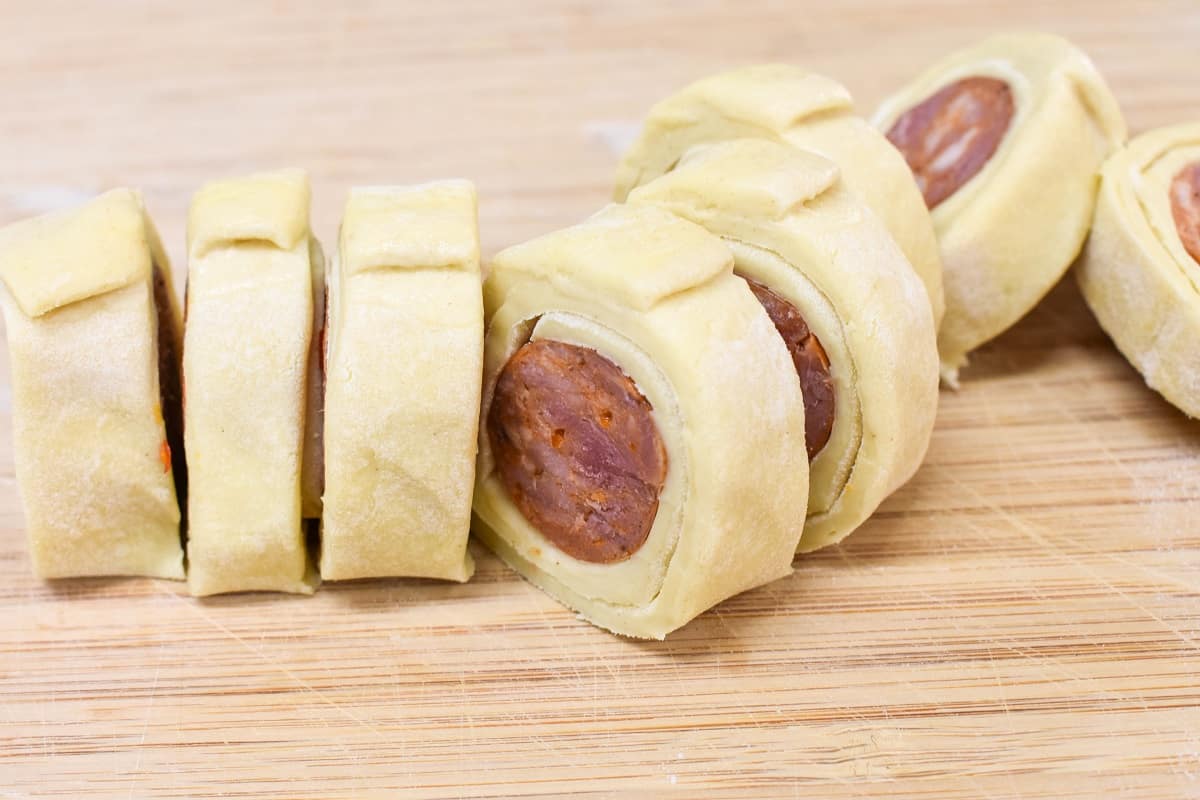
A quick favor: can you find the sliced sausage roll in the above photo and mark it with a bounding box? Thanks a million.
[320,181,483,582]
[614,64,944,329]
[873,32,1126,383]
[0,189,185,579]
[628,139,939,552]
[183,169,320,595]
[1077,122,1200,417]
[474,203,809,638]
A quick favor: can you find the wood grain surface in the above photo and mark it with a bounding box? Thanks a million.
[1,2,1198,797]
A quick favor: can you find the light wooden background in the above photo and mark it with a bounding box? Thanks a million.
[1,2,1198,798]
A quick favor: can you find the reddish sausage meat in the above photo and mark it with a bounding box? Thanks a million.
[1171,161,1200,265]
[488,340,668,564]
[739,273,835,461]
[886,76,1015,209]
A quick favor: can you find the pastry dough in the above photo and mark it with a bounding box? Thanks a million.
[614,64,944,328]
[474,203,809,638]
[183,169,319,595]
[628,139,939,551]
[320,181,482,582]
[1077,122,1200,417]
[873,32,1126,383]
[0,189,184,579]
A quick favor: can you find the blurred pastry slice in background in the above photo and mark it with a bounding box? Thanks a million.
[1078,122,1200,418]
[874,32,1126,383]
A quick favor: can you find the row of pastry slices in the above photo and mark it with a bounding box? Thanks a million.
[2,32,1196,639]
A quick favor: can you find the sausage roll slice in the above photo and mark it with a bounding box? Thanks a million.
[628,139,939,552]
[0,189,185,579]
[320,181,483,582]
[614,64,944,329]
[183,169,320,595]
[1077,122,1200,417]
[873,32,1126,383]
[475,203,809,638]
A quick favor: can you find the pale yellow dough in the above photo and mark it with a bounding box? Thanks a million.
[320,181,483,582]
[183,169,319,596]
[628,139,939,551]
[0,189,184,579]
[1077,122,1200,417]
[614,64,944,329]
[873,32,1127,383]
[474,203,809,638]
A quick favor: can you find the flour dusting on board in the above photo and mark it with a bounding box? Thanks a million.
[1134,437,1200,546]
[585,121,642,158]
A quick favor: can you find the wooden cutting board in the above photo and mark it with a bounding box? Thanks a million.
[1,3,1197,797]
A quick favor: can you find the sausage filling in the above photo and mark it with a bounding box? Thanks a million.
[738,273,835,461]
[152,265,186,501]
[1170,161,1200,265]
[886,76,1014,209]
[488,339,668,564]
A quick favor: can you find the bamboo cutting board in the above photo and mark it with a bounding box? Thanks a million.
[1,2,1198,797]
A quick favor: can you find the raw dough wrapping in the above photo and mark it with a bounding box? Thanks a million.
[320,181,483,582]
[873,32,1126,383]
[0,189,185,579]
[183,169,319,595]
[474,203,809,638]
[614,64,944,329]
[1077,122,1200,417]
[628,139,939,551]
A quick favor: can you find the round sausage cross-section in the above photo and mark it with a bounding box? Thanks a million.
[886,76,1014,209]
[488,339,669,564]
[1170,161,1200,265]
[739,273,835,460]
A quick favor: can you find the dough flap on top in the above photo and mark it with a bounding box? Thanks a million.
[671,64,853,133]
[491,203,732,311]
[0,188,151,319]
[188,169,312,258]
[629,139,841,221]
[341,180,480,275]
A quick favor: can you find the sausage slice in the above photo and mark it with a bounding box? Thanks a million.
[488,339,668,564]
[885,76,1014,209]
[739,273,835,460]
